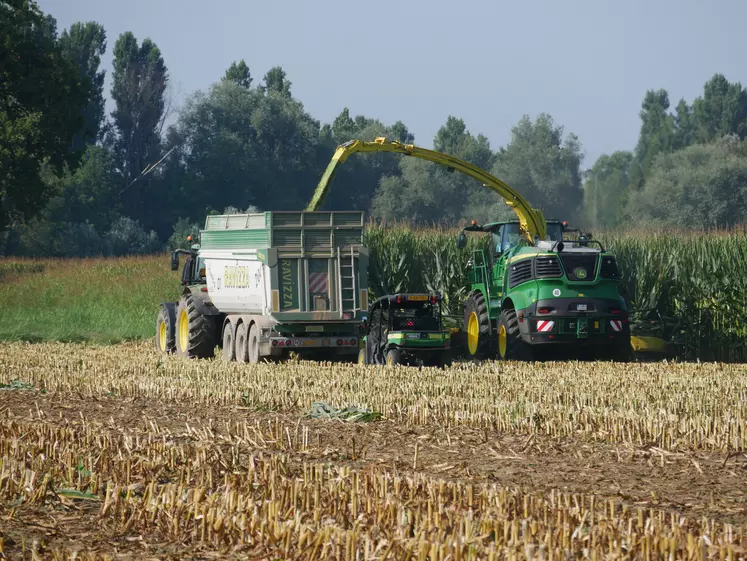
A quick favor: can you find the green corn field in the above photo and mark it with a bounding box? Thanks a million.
[364,224,747,362]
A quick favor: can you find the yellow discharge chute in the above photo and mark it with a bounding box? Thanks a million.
[306,137,547,243]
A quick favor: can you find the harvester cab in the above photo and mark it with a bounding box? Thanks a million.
[358,293,452,368]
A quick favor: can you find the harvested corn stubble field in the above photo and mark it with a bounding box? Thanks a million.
[1,342,747,560]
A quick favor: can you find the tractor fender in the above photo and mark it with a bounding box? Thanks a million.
[182,286,222,316]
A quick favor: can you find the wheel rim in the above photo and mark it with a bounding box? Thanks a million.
[178,309,189,352]
[498,324,507,358]
[158,321,167,351]
[467,312,479,355]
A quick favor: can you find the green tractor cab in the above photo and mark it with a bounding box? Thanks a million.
[358,293,453,368]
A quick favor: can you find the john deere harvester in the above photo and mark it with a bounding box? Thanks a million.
[458,219,631,361]
[306,137,633,362]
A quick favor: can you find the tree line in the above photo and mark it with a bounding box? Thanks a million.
[3,0,747,257]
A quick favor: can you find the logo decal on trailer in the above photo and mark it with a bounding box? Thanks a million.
[536,320,555,332]
[610,320,623,332]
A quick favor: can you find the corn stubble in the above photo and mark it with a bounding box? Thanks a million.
[1,342,746,560]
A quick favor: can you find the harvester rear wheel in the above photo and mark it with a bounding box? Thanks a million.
[497,307,531,361]
[221,323,235,362]
[175,293,217,359]
[464,292,493,360]
[155,303,176,355]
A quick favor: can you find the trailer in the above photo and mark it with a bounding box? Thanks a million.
[156,211,369,362]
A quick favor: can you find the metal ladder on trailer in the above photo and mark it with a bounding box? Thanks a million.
[336,247,357,318]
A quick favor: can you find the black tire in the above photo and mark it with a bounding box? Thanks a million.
[497,307,531,361]
[247,323,260,363]
[464,291,493,360]
[175,293,217,359]
[155,303,176,355]
[235,323,249,363]
[386,348,403,367]
[221,322,235,362]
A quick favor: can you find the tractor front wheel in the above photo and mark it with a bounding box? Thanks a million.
[175,293,217,359]
[155,303,176,355]
[464,292,493,360]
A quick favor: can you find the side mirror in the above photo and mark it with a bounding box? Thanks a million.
[171,252,179,271]
[457,231,467,250]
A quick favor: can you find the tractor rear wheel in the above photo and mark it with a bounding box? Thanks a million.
[155,303,176,355]
[464,291,493,360]
[175,293,217,359]
[497,307,531,361]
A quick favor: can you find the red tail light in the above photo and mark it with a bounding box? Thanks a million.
[272,340,278,347]
[430,295,437,304]
[610,309,621,314]
[286,340,292,347]
[396,296,402,304]
[538,307,551,314]
[336,339,343,346]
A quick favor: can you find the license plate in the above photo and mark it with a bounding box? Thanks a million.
[406,333,422,339]
[306,325,323,332]
[576,304,587,311]
[408,295,428,301]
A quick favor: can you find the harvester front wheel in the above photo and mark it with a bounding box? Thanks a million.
[175,293,217,359]
[497,307,531,361]
[155,303,176,355]
[464,292,493,360]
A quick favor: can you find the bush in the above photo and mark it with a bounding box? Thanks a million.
[104,217,161,256]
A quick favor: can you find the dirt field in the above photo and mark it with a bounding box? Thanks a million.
[1,342,746,560]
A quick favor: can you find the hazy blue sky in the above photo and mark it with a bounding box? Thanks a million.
[40,0,747,166]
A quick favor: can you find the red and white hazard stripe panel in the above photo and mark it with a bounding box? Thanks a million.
[609,320,623,332]
[308,272,328,294]
[536,320,554,332]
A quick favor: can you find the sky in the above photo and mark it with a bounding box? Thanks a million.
[40,0,747,167]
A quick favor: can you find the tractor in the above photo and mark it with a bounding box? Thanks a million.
[358,293,453,367]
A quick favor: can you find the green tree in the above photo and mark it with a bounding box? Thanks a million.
[223,59,252,89]
[627,136,747,228]
[630,89,675,188]
[316,108,414,211]
[44,145,120,231]
[583,151,633,229]
[0,0,91,235]
[692,73,747,143]
[673,99,695,150]
[372,116,500,224]
[261,66,291,97]
[58,21,107,149]
[164,79,321,226]
[491,114,583,222]
[110,31,168,218]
